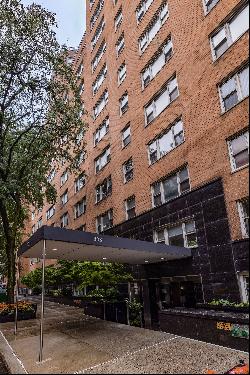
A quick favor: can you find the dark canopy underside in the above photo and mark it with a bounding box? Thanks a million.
[19,226,191,265]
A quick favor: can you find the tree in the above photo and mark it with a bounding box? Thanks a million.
[0,0,85,302]
[21,261,133,294]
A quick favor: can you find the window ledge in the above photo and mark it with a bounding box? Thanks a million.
[231,164,249,174]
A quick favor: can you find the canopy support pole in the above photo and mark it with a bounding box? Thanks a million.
[14,253,20,336]
[38,239,46,362]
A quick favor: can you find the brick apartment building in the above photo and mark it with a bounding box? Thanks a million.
[25,0,249,326]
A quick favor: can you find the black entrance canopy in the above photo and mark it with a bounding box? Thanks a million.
[19,226,191,264]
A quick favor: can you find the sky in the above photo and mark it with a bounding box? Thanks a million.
[21,0,86,48]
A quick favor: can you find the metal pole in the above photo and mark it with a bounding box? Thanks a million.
[14,253,20,336]
[39,239,46,362]
[103,300,106,320]
[126,301,130,326]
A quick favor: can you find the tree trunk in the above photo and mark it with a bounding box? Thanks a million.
[6,244,16,304]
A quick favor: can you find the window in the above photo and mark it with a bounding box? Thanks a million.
[119,92,129,115]
[118,63,127,85]
[148,119,184,164]
[74,198,86,219]
[145,75,179,125]
[125,196,136,220]
[139,3,169,54]
[94,117,109,145]
[91,17,105,50]
[136,0,154,23]
[90,0,95,10]
[60,213,69,228]
[154,221,198,248]
[76,64,83,78]
[90,0,104,30]
[123,158,134,183]
[95,146,111,173]
[77,224,86,231]
[47,169,56,183]
[115,8,123,31]
[46,206,55,221]
[238,273,249,302]
[37,218,43,229]
[204,0,220,13]
[61,190,68,206]
[93,90,109,119]
[75,173,86,193]
[219,65,249,112]
[77,151,86,166]
[211,4,249,59]
[60,170,68,186]
[142,36,173,88]
[122,124,131,147]
[96,176,112,203]
[238,198,249,238]
[91,40,106,72]
[228,131,249,171]
[116,33,125,57]
[31,211,35,221]
[152,166,190,207]
[92,64,107,95]
[96,209,113,233]
[32,225,36,234]
[79,81,84,95]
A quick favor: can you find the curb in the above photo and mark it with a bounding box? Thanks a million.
[0,330,27,374]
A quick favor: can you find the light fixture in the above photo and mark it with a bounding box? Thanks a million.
[161,257,165,260]
[145,260,149,263]
[52,248,58,251]
[103,257,107,260]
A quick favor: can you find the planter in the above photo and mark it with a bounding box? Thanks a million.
[196,303,249,314]
[0,304,37,323]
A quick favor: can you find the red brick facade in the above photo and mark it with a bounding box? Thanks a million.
[26,0,249,273]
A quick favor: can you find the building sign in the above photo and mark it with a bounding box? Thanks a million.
[216,322,249,339]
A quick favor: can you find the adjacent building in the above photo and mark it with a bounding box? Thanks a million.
[27,0,249,327]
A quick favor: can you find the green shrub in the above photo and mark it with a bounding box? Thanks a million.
[208,299,249,308]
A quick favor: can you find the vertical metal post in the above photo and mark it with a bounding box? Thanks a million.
[115,307,118,323]
[103,300,106,320]
[14,253,20,336]
[39,239,46,363]
[126,301,130,326]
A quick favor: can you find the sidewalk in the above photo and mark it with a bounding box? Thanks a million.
[0,299,248,374]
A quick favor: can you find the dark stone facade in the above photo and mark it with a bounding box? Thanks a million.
[105,178,249,303]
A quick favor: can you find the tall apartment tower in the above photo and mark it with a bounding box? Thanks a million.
[28,0,249,324]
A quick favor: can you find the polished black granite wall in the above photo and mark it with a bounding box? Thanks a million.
[105,178,249,302]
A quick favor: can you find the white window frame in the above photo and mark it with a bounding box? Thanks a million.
[123,158,134,183]
[46,206,55,221]
[115,8,123,31]
[37,218,43,229]
[136,0,154,24]
[141,36,173,89]
[93,90,109,119]
[91,41,106,73]
[237,199,249,238]
[95,176,112,203]
[118,62,127,85]
[122,124,131,148]
[203,0,220,14]
[125,196,136,220]
[151,167,191,208]
[148,119,185,164]
[74,198,86,219]
[218,65,249,113]
[92,64,107,95]
[60,213,69,228]
[91,17,105,50]
[95,146,111,173]
[61,190,68,206]
[138,3,169,54]
[60,170,68,186]
[90,0,104,30]
[145,75,179,125]
[75,173,86,193]
[119,92,129,115]
[96,209,113,233]
[210,4,249,60]
[116,34,125,57]
[228,131,249,172]
[154,221,198,249]
[94,117,109,146]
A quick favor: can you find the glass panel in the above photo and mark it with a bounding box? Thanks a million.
[239,66,249,98]
[185,221,195,233]
[212,27,226,48]
[151,52,165,77]
[231,135,247,155]
[168,225,183,237]
[220,77,237,98]
[155,88,169,116]
[229,5,249,42]
[163,175,179,202]
[159,131,173,156]
[214,40,228,58]
[234,150,249,169]
[148,19,160,41]
[224,91,238,111]
[156,230,165,243]
[179,168,189,182]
